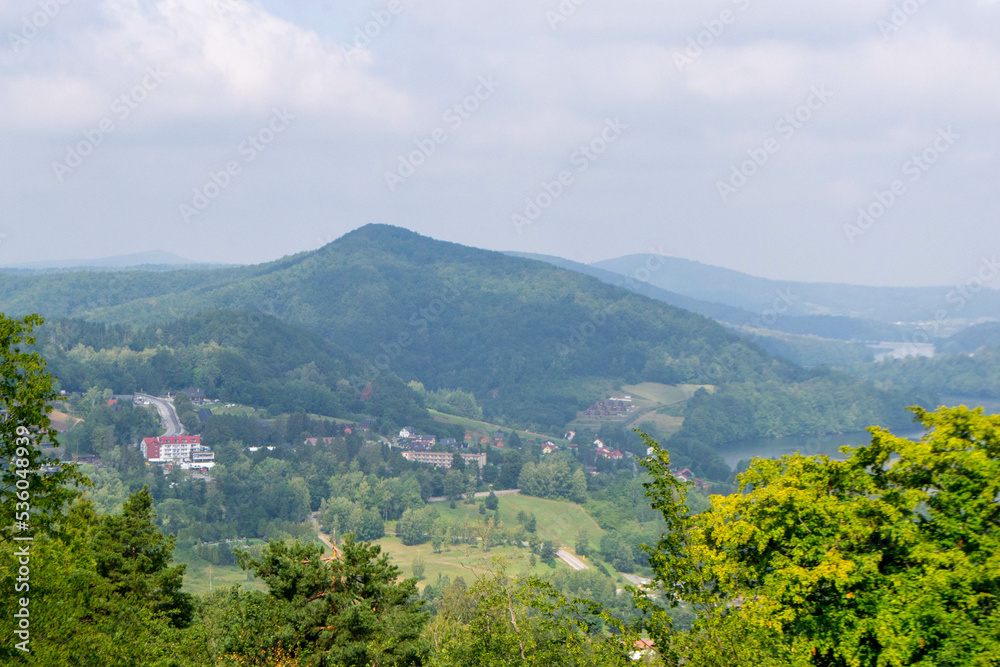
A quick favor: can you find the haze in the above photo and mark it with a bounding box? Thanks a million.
[1,0,998,287]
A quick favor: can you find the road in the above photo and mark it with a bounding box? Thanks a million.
[137,393,184,436]
[427,489,521,503]
[621,573,652,587]
[309,512,341,558]
[556,549,588,571]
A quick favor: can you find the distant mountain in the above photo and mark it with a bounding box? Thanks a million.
[593,255,1000,323]
[0,225,919,477]
[0,250,232,272]
[511,252,911,343]
[937,322,1000,355]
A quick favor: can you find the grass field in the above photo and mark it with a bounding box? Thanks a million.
[374,495,611,589]
[176,550,267,596]
[632,413,686,439]
[622,383,713,406]
[426,494,605,548]
[428,410,564,442]
[376,535,561,588]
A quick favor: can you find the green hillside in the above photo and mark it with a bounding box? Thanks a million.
[5,226,919,471]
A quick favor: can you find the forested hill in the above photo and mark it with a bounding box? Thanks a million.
[6,225,916,442]
[594,254,1000,322]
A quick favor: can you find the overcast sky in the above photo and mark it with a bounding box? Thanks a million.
[1,0,998,286]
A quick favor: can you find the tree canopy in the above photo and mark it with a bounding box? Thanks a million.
[637,406,1000,666]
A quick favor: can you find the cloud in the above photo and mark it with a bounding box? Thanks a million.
[0,0,415,131]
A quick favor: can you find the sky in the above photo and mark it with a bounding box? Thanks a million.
[1,0,998,287]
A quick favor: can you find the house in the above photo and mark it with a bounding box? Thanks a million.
[541,441,559,455]
[198,408,213,423]
[399,427,414,439]
[141,435,215,467]
[180,387,208,405]
[359,419,376,431]
[401,451,487,470]
[595,444,624,460]
[593,438,605,448]
[564,430,576,441]
[411,435,436,448]
[630,639,656,661]
[440,438,458,448]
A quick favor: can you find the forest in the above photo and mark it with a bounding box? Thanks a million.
[2,313,997,666]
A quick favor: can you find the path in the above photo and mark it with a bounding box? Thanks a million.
[621,573,652,587]
[309,512,341,558]
[427,489,520,503]
[556,549,588,571]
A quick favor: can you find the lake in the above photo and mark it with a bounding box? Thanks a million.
[718,396,999,469]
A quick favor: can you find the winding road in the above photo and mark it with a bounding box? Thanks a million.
[136,393,184,436]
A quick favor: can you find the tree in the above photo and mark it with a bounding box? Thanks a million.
[636,407,1000,666]
[498,450,523,489]
[412,555,426,581]
[91,486,194,628]
[427,562,636,666]
[484,490,499,511]
[575,529,590,557]
[507,430,522,449]
[0,314,88,541]
[236,536,429,666]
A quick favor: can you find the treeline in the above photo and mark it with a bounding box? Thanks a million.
[36,314,459,437]
[855,346,1000,399]
[662,374,922,479]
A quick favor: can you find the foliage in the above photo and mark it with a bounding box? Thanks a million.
[2,226,920,438]
[856,346,1000,399]
[518,454,588,503]
[636,407,1000,666]
[0,313,88,541]
[235,536,430,667]
[426,562,638,667]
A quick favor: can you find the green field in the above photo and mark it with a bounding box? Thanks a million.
[374,494,612,588]
[427,409,564,442]
[176,551,266,596]
[429,494,605,548]
[622,382,713,406]
[376,535,558,588]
